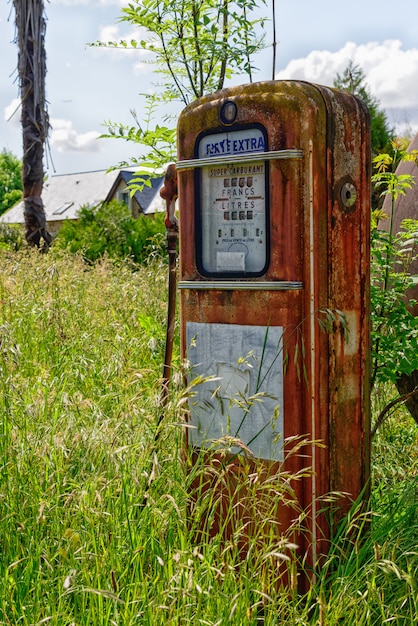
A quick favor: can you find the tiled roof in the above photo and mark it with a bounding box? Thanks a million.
[0,168,164,224]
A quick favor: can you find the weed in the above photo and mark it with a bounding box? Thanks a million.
[0,249,417,624]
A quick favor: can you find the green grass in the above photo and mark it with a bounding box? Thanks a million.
[0,249,417,624]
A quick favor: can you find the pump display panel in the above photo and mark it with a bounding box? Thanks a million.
[196,126,269,277]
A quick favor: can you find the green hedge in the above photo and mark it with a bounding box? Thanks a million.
[54,200,166,264]
[0,222,24,251]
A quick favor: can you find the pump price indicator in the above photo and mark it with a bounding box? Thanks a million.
[197,128,268,276]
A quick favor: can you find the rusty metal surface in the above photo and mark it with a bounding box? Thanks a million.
[321,86,371,508]
[177,80,370,577]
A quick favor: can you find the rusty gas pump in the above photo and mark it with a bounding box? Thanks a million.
[176,80,371,584]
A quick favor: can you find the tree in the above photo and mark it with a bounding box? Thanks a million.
[13,0,52,249]
[334,61,394,156]
[96,0,266,178]
[370,145,418,431]
[119,0,266,105]
[0,150,23,216]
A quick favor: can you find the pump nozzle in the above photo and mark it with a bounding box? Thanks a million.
[160,163,178,229]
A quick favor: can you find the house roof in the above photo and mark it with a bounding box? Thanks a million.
[106,171,165,215]
[0,168,165,225]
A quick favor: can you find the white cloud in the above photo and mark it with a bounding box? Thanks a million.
[4,103,103,157]
[98,24,142,51]
[91,23,153,70]
[50,118,101,153]
[276,40,418,134]
[4,98,21,126]
[366,42,418,108]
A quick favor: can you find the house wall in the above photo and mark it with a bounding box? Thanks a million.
[49,219,77,236]
[112,179,142,217]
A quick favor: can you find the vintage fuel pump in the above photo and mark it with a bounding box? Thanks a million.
[176,80,370,577]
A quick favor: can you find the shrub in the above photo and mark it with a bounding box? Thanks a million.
[0,222,24,251]
[54,200,166,264]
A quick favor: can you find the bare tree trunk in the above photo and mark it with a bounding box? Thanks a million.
[396,372,418,427]
[13,0,52,250]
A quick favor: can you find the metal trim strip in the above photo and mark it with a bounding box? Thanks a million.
[176,149,303,170]
[179,280,304,291]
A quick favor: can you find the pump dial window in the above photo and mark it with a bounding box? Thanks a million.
[197,127,268,276]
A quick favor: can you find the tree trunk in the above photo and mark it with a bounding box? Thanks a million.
[396,371,418,426]
[13,0,51,250]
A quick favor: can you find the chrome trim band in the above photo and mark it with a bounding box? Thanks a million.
[179,280,304,291]
[176,149,303,171]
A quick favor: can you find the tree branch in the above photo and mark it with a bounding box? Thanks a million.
[371,386,418,437]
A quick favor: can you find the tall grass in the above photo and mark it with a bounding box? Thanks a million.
[0,249,417,624]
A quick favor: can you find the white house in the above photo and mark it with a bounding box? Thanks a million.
[0,169,165,234]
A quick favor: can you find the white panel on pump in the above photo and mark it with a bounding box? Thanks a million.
[186,322,284,462]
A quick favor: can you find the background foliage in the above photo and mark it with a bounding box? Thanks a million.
[0,150,22,216]
[0,249,417,624]
[97,0,267,179]
[333,61,394,157]
[370,143,418,430]
[54,200,166,264]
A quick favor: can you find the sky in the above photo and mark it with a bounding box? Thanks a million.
[1,0,418,176]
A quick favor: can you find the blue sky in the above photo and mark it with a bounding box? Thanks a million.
[1,0,418,175]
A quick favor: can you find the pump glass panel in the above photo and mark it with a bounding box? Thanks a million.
[186,322,284,462]
[197,127,268,276]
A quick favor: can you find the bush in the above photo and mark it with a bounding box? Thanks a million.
[0,150,23,216]
[54,200,166,264]
[0,222,24,251]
